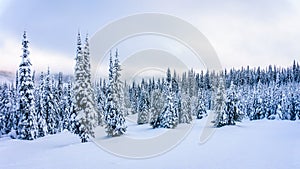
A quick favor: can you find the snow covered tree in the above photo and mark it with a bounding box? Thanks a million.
[250,81,264,120]
[129,81,139,114]
[137,80,150,124]
[0,84,13,135]
[224,81,239,125]
[54,72,64,132]
[73,33,97,142]
[36,72,48,137]
[195,89,207,119]
[150,88,164,128]
[112,50,126,117]
[16,31,38,140]
[105,50,127,136]
[95,79,105,126]
[61,81,73,130]
[213,78,226,127]
[180,94,192,123]
[159,69,179,128]
[40,68,59,135]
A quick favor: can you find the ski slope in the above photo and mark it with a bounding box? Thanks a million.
[0,117,299,169]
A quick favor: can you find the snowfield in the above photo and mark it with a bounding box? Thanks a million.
[0,117,299,169]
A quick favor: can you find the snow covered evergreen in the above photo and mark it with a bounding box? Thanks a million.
[104,50,127,137]
[137,79,150,125]
[73,33,97,142]
[159,69,179,128]
[16,31,38,140]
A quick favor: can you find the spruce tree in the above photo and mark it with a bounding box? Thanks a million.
[73,33,97,142]
[36,72,48,137]
[137,80,150,124]
[213,78,226,127]
[16,31,38,140]
[160,69,178,128]
[41,68,58,135]
[195,89,207,119]
[105,50,127,136]
[150,88,164,128]
[224,81,239,125]
[0,84,16,135]
[61,81,73,130]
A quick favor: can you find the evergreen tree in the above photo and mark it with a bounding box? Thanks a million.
[195,89,207,119]
[250,81,264,120]
[73,33,97,142]
[36,72,48,137]
[95,79,105,126]
[224,81,239,125]
[0,84,13,135]
[16,31,38,140]
[55,72,64,132]
[41,68,58,135]
[180,94,192,123]
[159,69,178,128]
[137,80,150,124]
[105,50,127,136]
[150,88,164,128]
[213,78,226,127]
[61,81,73,130]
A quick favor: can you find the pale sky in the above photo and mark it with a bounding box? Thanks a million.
[0,0,300,76]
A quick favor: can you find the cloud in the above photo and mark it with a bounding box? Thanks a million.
[186,0,300,69]
[0,33,74,74]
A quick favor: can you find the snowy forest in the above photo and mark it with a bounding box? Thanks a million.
[0,31,300,143]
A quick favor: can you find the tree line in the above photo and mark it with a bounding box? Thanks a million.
[0,31,299,142]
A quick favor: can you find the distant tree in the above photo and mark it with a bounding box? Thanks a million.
[150,88,164,128]
[250,81,264,120]
[224,81,239,125]
[180,94,192,123]
[61,81,73,130]
[41,68,58,135]
[0,84,14,135]
[195,89,207,119]
[160,69,178,128]
[36,72,48,137]
[213,78,226,127]
[137,80,150,124]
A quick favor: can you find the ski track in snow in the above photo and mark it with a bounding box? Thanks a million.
[0,118,299,169]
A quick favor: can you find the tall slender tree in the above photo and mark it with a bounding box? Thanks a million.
[73,33,97,142]
[16,31,38,140]
[105,50,127,136]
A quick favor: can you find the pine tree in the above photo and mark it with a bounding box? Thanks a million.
[55,72,64,132]
[150,88,164,128]
[36,72,48,137]
[73,33,97,142]
[41,68,58,135]
[16,31,38,140]
[61,81,73,130]
[95,79,105,126]
[0,84,12,135]
[250,81,264,120]
[180,94,192,123]
[224,81,239,125]
[213,78,226,127]
[105,50,127,136]
[195,89,207,119]
[137,80,150,124]
[129,81,139,114]
[159,69,178,128]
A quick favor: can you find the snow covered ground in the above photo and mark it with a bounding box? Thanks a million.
[0,117,299,169]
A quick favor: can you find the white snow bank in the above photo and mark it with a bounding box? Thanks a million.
[0,119,299,169]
